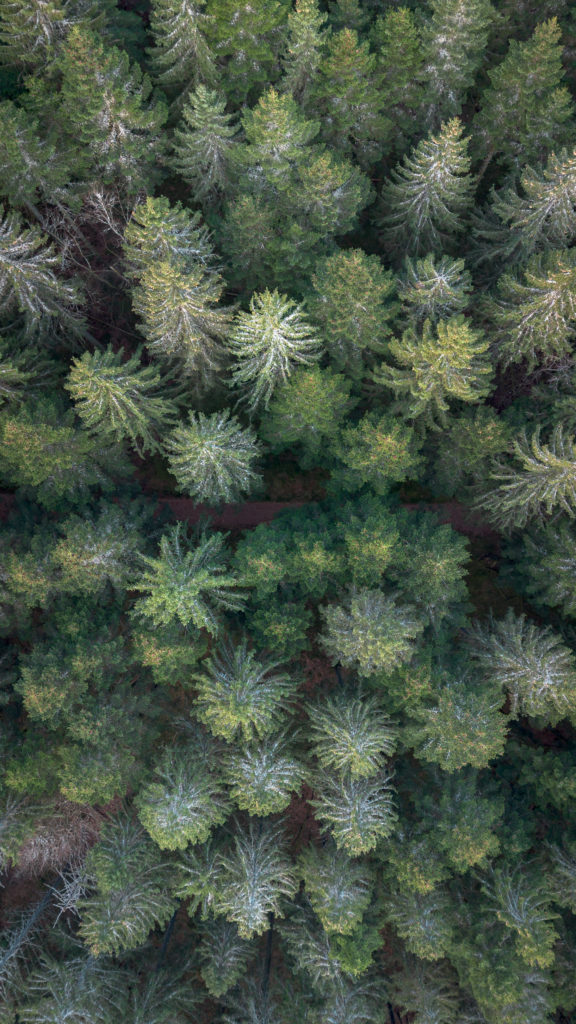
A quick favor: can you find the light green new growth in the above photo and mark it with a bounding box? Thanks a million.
[309,693,396,778]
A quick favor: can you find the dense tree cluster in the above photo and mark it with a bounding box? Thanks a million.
[1,1,576,1022]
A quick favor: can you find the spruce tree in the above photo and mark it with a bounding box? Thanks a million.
[480,864,559,969]
[399,253,472,324]
[171,85,238,204]
[380,119,475,257]
[312,769,398,855]
[517,522,576,618]
[0,100,70,208]
[374,316,491,427]
[473,18,574,171]
[204,0,290,102]
[51,502,144,596]
[66,345,179,456]
[123,195,214,277]
[135,525,245,633]
[420,0,496,126]
[259,365,353,466]
[165,410,262,505]
[384,886,455,961]
[227,289,321,410]
[298,841,373,935]
[280,0,328,104]
[198,917,255,998]
[320,589,424,677]
[148,0,216,101]
[334,412,423,494]
[0,0,66,68]
[223,732,304,816]
[308,692,396,779]
[191,635,297,741]
[371,7,426,154]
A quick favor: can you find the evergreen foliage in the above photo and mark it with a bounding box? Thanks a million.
[321,589,424,677]
[166,410,262,504]
[171,85,238,203]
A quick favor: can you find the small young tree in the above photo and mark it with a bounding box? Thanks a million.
[308,693,396,779]
[298,841,373,935]
[374,316,491,427]
[171,85,238,204]
[320,589,424,677]
[476,426,576,530]
[306,248,397,376]
[473,18,573,172]
[398,254,472,324]
[223,732,304,816]
[216,819,297,939]
[380,119,474,257]
[66,346,179,456]
[165,410,262,505]
[134,525,245,633]
[136,738,231,850]
[467,609,576,723]
[227,289,321,411]
[191,635,297,741]
[312,769,398,855]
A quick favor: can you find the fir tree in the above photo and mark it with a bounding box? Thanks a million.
[136,738,230,851]
[420,0,496,126]
[165,410,262,505]
[56,26,167,189]
[223,732,304,816]
[380,118,474,257]
[0,208,84,340]
[487,248,576,369]
[66,345,179,456]
[399,253,472,324]
[227,289,321,411]
[306,248,397,376]
[171,85,238,203]
[259,365,353,467]
[473,18,574,172]
[148,0,216,100]
[191,635,297,741]
[321,589,424,677]
[281,0,328,103]
[135,524,245,633]
[374,316,491,427]
[308,692,396,779]
[216,819,297,938]
[476,426,576,530]
[468,609,576,723]
[298,841,373,935]
[312,769,398,855]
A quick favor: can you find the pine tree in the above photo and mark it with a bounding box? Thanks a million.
[259,365,353,466]
[308,693,396,779]
[380,119,474,257]
[298,841,373,935]
[148,0,216,100]
[0,399,131,510]
[165,410,262,505]
[66,346,179,456]
[374,316,491,427]
[334,412,423,494]
[311,28,390,166]
[476,426,576,530]
[135,524,245,633]
[216,819,297,938]
[473,18,574,171]
[312,769,398,855]
[280,0,328,103]
[123,195,214,277]
[134,259,232,382]
[321,589,424,677]
[198,916,255,998]
[223,732,304,816]
[78,814,176,956]
[420,0,496,127]
[306,248,397,376]
[191,635,297,741]
[399,253,472,324]
[468,609,576,723]
[487,248,576,369]
[171,85,238,204]
[56,26,167,190]
[136,738,231,851]
[227,289,321,411]
[0,208,84,340]
[404,674,509,771]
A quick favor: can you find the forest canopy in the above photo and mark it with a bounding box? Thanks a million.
[1,2,576,1023]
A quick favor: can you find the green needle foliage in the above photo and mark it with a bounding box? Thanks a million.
[399,253,472,324]
[134,524,245,633]
[171,85,238,203]
[420,0,496,127]
[281,0,328,103]
[227,289,322,411]
[124,195,215,276]
[298,840,373,935]
[223,732,304,816]
[312,769,398,855]
[259,365,353,466]
[66,345,179,456]
[191,635,297,741]
[165,410,262,505]
[148,0,216,100]
[334,412,423,493]
[197,916,255,998]
[321,589,424,677]
[308,693,396,779]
